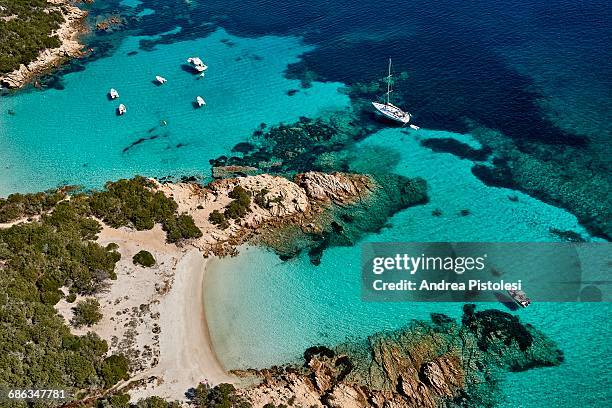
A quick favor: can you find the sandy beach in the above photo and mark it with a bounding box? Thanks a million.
[47,173,371,402]
[54,224,234,402]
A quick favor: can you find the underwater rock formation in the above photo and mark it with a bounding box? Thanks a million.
[255,172,427,265]
[210,117,429,263]
[155,171,416,258]
[234,305,563,408]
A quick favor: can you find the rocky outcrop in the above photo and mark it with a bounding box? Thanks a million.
[155,171,376,257]
[95,14,125,32]
[295,171,373,203]
[234,305,563,408]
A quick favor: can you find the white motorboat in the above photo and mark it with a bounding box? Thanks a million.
[372,58,419,129]
[117,104,127,115]
[108,88,119,99]
[187,57,208,73]
[508,290,531,308]
[195,96,206,107]
[155,75,167,84]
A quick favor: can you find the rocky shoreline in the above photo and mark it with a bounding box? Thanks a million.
[156,171,378,257]
[232,305,564,408]
[0,0,88,89]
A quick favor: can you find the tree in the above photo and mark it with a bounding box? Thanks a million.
[72,298,103,328]
[99,354,130,388]
[133,250,156,267]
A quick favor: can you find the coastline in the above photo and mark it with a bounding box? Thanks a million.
[128,248,234,401]
[53,224,234,402]
[47,171,374,402]
[0,0,88,89]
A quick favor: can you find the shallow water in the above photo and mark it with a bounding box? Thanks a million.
[0,29,348,194]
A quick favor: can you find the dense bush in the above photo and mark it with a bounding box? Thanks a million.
[0,176,204,401]
[89,177,202,242]
[0,0,66,73]
[72,298,103,328]
[0,190,120,398]
[97,393,131,408]
[135,396,182,408]
[224,186,251,219]
[253,188,270,208]
[0,189,66,222]
[190,383,252,408]
[133,250,156,267]
[99,354,130,388]
[208,210,229,229]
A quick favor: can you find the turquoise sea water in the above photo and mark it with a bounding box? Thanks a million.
[204,127,609,406]
[0,29,348,194]
[1,0,610,406]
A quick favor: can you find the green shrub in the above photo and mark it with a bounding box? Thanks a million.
[209,210,230,229]
[0,189,66,222]
[99,354,130,388]
[97,393,131,408]
[72,298,103,328]
[190,382,252,408]
[133,250,156,267]
[254,188,270,208]
[89,177,201,243]
[224,186,252,220]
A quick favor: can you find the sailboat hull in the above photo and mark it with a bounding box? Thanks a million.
[372,102,411,124]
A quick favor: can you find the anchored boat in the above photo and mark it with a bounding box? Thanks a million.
[187,57,208,73]
[372,58,419,130]
[155,75,167,84]
[117,104,127,115]
[195,96,206,107]
[508,289,531,308]
[108,88,119,99]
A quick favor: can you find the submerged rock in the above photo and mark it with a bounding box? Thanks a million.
[235,305,563,408]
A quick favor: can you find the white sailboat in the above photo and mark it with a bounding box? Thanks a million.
[117,104,127,115]
[155,75,167,84]
[372,58,419,129]
[108,88,119,99]
[195,96,206,107]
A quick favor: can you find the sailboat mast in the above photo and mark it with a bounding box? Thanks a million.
[386,58,392,105]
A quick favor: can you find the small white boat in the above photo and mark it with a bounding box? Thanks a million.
[196,96,206,107]
[508,290,531,308]
[372,58,418,128]
[117,104,127,115]
[155,75,167,84]
[108,88,119,99]
[187,57,208,72]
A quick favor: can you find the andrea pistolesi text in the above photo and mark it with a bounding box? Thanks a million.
[369,254,522,293]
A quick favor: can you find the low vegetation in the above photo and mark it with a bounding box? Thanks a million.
[0,197,127,397]
[133,250,156,267]
[90,177,202,243]
[72,298,103,328]
[0,188,66,222]
[0,176,200,403]
[208,209,230,229]
[0,0,65,74]
[224,185,251,219]
[189,383,252,408]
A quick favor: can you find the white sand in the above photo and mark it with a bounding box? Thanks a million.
[53,224,234,402]
[129,249,233,401]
